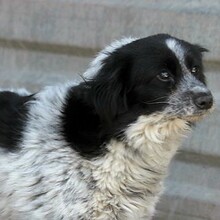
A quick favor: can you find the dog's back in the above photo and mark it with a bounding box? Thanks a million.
[0,91,31,151]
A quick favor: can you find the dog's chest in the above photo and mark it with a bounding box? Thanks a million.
[87,144,162,219]
[86,116,188,219]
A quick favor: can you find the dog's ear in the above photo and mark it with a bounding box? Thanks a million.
[89,53,130,124]
[194,44,209,53]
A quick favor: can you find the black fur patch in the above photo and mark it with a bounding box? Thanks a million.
[0,91,32,151]
[62,85,108,158]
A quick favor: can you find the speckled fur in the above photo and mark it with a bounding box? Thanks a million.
[0,35,212,220]
[0,85,190,219]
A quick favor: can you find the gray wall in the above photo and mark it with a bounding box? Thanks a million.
[0,1,220,219]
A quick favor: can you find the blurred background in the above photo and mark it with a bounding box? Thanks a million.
[0,0,219,219]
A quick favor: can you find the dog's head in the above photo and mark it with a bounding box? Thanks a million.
[63,34,214,157]
[85,34,213,124]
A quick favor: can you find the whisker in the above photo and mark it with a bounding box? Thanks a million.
[146,96,169,103]
[143,101,171,105]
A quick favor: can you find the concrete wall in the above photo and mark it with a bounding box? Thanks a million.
[0,0,220,219]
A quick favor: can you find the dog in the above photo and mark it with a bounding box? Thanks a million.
[0,34,213,219]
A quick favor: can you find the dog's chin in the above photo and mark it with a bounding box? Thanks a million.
[179,107,214,123]
[182,114,206,123]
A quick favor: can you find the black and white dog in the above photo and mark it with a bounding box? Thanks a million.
[0,34,213,219]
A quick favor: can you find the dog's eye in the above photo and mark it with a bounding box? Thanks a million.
[157,71,173,82]
[191,66,199,74]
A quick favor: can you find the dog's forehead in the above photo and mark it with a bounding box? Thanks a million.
[165,38,186,62]
[129,36,191,63]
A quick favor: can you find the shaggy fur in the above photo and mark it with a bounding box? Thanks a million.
[0,34,213,219]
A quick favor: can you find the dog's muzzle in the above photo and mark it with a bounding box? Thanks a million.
[166,73,214,120]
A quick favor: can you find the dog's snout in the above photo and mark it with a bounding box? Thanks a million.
[193,91,213,110]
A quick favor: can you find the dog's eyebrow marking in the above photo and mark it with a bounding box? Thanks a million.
[166,38,185,63]
[83,37,137,80]
[166,38,189,73]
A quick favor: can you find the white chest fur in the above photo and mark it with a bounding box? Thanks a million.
[88,115,190,219]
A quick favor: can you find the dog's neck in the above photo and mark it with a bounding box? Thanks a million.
[87,115,190,219]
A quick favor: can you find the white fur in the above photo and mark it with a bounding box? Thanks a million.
[166,38,185,63]
[89,115,190,219]
[191,85,210,93]
[166,38,190,76]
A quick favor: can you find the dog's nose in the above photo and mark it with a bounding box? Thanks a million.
[193,92,213,110]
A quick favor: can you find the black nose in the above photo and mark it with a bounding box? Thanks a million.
[193,92,213,110]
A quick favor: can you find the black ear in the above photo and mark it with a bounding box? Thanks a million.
[195,44,209,53]
[89,53,130,124]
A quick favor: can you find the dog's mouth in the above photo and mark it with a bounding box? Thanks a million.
[181,114,207,122]
[179,106,215,122]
